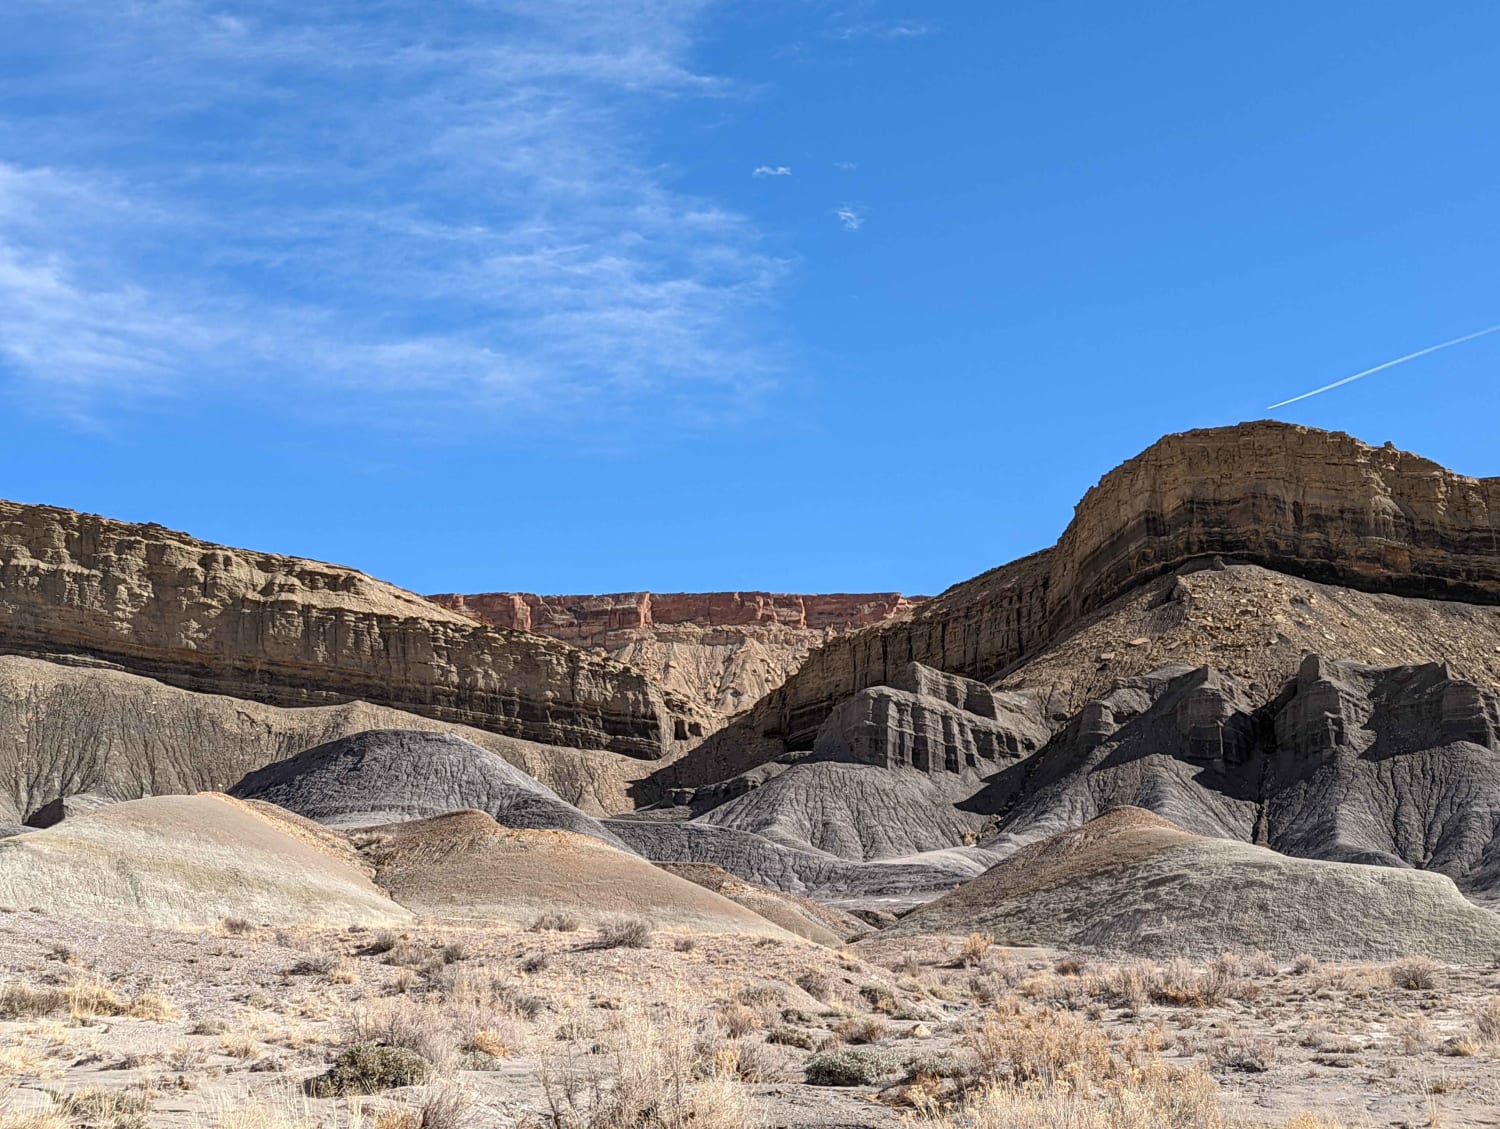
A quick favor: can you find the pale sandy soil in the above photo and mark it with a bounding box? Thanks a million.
[2,909,1500,1128]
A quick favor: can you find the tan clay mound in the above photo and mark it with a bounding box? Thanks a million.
[658,862,868,945]
[897,808,1500,964]
[0,794,408,927]
[354,811,799,939]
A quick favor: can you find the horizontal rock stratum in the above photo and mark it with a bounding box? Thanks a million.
[427,589,922,716]
[666,422,1500,782]
[0,501,703,758]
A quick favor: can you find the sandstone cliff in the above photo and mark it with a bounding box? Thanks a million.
[426,590,921,716]
[0,501,704,758]
[664,423,1500,785]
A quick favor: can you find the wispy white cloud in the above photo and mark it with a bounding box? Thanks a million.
[835,205,865,232]
[753,165,793,177]
[0,1,785,433]
[829,21,932,41]
[834,161,858,171]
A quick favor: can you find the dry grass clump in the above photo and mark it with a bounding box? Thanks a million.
[716,1002,760,1039]
[125,989,178,1021]
[971,1005,1112,1088]
[65,975,127,1023]
[287,951,340,977]
[1388,957,1443,991]
[793,969,831,1002]
[0,980,65,1020]
[834,1015,889,1045]
[1471,996,1500,1046]
[597,917,653,950]
[221,916,254,935]
[1394,1014,1435,1055]
[960,933,994,968]
[540,1007,759,1129]
[305,1042,432,1097]
[530,911,581,933]
[1213,1029,1276,1073]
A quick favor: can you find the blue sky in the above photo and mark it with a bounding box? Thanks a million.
[2,1,1497,597]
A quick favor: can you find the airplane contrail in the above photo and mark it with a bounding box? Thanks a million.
[1266,322,1500,410]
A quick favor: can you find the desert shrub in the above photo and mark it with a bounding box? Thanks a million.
[0,981,65,1020]
[352,999,459,1069]
[1473,996,1500,1046]
[896,952,923,978]
[1394,1014,1435,1054]
[794,969,832,1002]
[384,941,429,968]
[735,984,785,1008]
[441,939,469,964]
[222,917,253,935]
[1292,953,1321,975]
[519,952,550,974]
[971,1006,1111,1087]
[411,1084,478,1129]
[1389,958,1443,991]
[835,1015,889,1045]
[597,916,653,950]
[716,1002,759,1038]
[767,1026,820,1051]
[674,936,697,953]
[805,1047,899,1086]
[960,932,994,967]
[1214,1030,1276,1072]
[287,951,339,976]
[858,984,896,1013]
[364,929,399,954]
[529,910,580,933]
[305,1043,432,1096]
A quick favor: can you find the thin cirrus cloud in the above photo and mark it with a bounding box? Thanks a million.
[835,205,865,232]
[0,1,785,433]
[753,166,793,177]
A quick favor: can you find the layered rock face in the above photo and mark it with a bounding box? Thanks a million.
[427,589,921,717]
[972,656,1500,893]
[694,423,1500,761]
[0,501,701,758]
[812,662,1047,774]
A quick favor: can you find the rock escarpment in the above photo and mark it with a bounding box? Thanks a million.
[0,654,657,826]
[667,423,1500,784]
[0,501,703,758]
[812,663,1047,774]
[427,590,921,717]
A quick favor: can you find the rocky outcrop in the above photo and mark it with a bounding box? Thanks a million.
[669,423,1500,780]
[0,500,704,758]
[969,657,1500,895]
[812,663,1047,774]
[427,590,921,717]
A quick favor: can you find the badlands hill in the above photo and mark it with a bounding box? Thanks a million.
[230,729,625,845]
[897,808,1500,962]
[0,793,408,927]
[427,590,921,719]
[352,810,793,937]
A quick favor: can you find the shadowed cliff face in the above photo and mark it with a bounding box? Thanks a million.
[662,422,1500,788]
[426,590,923,717]
[0,502,706,758]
